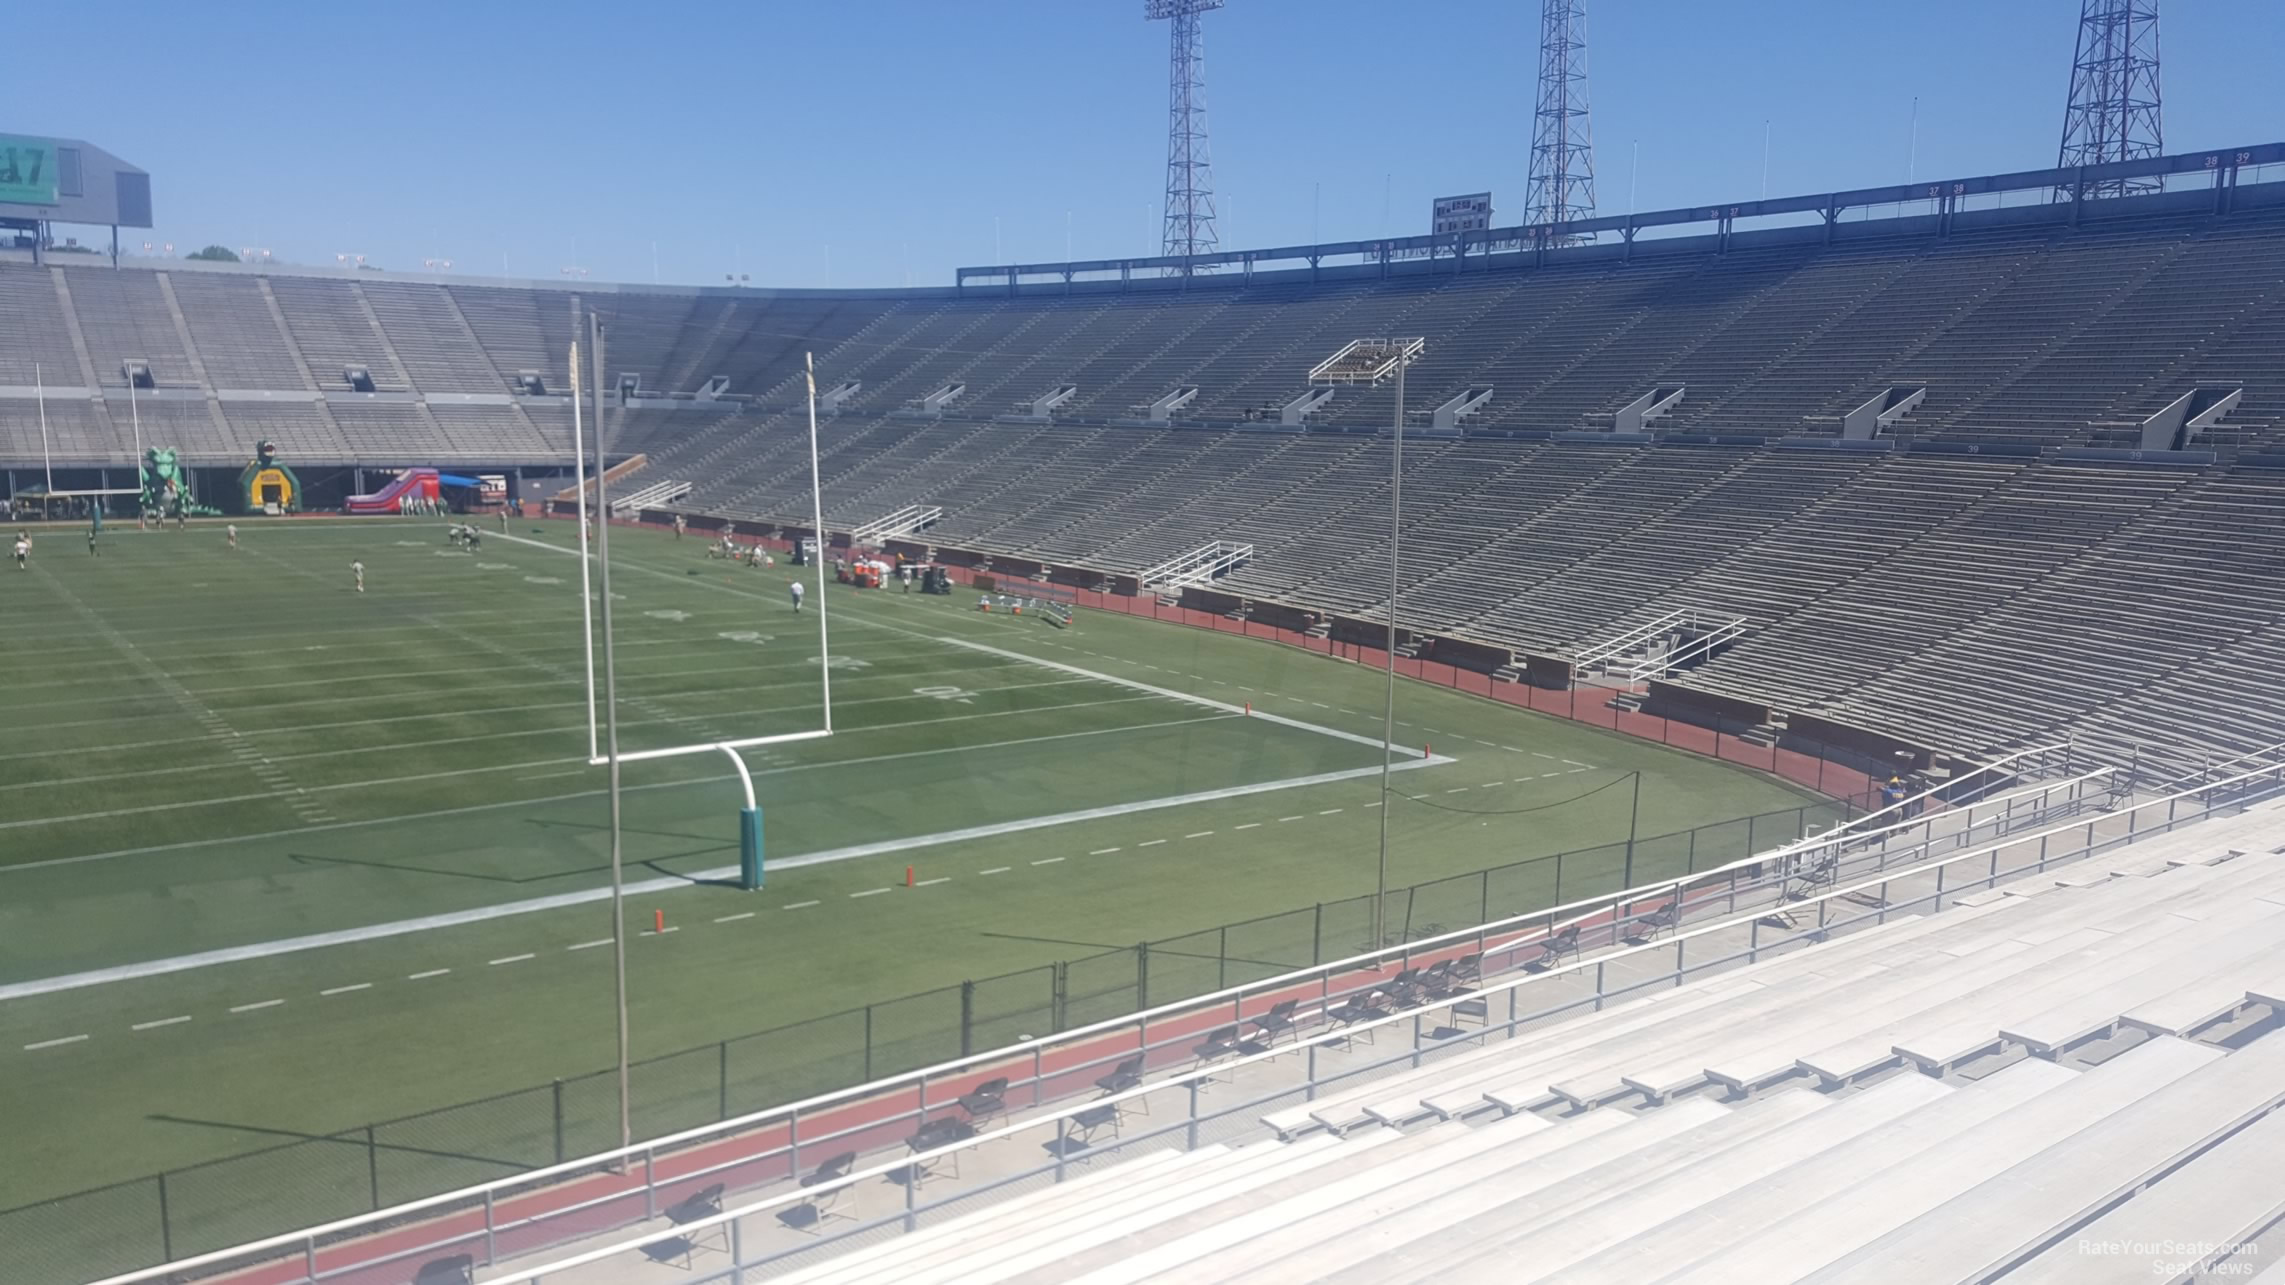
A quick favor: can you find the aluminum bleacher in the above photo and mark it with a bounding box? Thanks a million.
[722,808,2285,1284]
[9,191,2285,774]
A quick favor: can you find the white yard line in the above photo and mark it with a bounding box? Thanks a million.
[409,968,453,979]
[488,954,535,966]
[1031,857,1064,865]
[229,1000,284,1013]
[713,912,756,924]
[914,877,950,887]
[24,1035,88,1050]
[319,983,372,996]
[130,1016,191,1031]
[782,901,820,910]
[849,888,892,898]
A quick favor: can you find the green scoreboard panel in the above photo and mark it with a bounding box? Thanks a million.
[0,135,60,206]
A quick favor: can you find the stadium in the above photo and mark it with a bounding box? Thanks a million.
[2,2,2284,1283]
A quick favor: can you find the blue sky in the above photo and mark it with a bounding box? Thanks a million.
[16,0,2281,287]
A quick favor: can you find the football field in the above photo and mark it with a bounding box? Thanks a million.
[0,515,1821,1261]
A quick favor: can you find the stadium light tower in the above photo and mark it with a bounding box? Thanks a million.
[1526,0,1597,233]
[1146,0,1223,271]
[2055,0,2163,200]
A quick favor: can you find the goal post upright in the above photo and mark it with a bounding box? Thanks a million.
[807,351,834,734]
[569,334,600,764]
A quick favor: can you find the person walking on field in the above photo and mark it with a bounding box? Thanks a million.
[789,579,804,613]
[352,559,365,593]
[227,523,238,551]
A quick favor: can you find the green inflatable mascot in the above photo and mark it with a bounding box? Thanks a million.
[237,440,302,514]
[139,447,218,519]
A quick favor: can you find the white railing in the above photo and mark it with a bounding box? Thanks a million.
[1618,616,1749,682]
[848,503,942,545]
[80,745,2152,1285]
[607,478,691,515]
[1137,540,1253,592]
[483,754,2285,1284]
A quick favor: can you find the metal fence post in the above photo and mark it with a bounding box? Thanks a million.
[552,1079,565,1164]
[1480,869,1490,923]
[366,1124,381,1210]
[719,1040,730,1121]
[1312,903,1323,965]
[959,981,976,1058]
[864,1005,874,1083]
[156,1172,173,1264]
[1137,942,1151,1011]
[1218,926,1229,990]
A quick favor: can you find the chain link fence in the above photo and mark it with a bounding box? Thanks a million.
[0,789,1870,1281]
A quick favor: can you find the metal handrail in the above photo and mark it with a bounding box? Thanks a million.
[486,760,2285,1283]
[86,746,2181,1285]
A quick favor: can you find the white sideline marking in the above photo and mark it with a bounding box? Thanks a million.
[320,984,372,996]
[1234,822,1262,830]
[1319,808,1344,815]
[25,1035,87,1050]
[1364,801,1383,808]
[713,912,756,924]
[1279,816,1305,823]
[1138,839,1166,848]
[566,940,613,952]
[1184,831,1215,839]
[782,901,820,910]
[914,877,950,887]
[979,867,1011,875]
[409,968,453,979]
[0,654,1456,1008]
[230,1000,283,1013]
[1446,787,1471,794]
[849,888,891,898]
[1031,857,1064,865]
[131,1016,191,1031]
[931,636,1429,758]
[1089,847,1121,855]
[489,954,535,966]
[640,926,681,935]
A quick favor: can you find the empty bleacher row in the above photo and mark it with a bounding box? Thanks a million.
[5,197,2285,465]
[749,806,2285,1285]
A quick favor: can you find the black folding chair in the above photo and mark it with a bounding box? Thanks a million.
[1532,924,1582,971]
[661,1181,728,1252]
[776,1150,858,1233]
[956,1075,1009,1126]
[1625,902,1681,944]
[901,1116,976,1185]
[1326,987,1393,1043]
[1250,998,1299,1044]
[1045,1101,1125,1158]
[412,1257,474,1285]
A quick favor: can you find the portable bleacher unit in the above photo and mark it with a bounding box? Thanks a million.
[974,573,1076,628]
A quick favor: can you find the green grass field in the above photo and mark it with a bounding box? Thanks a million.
[0,514,1821,1260]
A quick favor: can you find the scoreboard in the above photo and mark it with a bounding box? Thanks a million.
[0,135,60,206]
